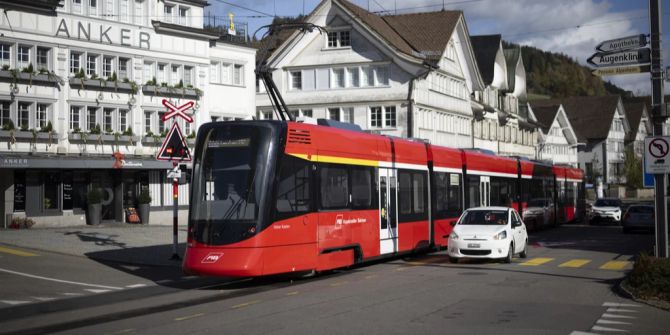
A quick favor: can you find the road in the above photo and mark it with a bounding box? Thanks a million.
[0,225,667,334]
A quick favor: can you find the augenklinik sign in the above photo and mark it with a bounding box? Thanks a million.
[55,18,152,50]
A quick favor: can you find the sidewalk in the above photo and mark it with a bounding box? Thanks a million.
[0,224,188,267]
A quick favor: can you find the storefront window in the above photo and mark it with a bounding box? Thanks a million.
[44,172,60,211]
[14,171,26,212]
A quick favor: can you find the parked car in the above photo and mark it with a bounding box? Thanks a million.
[448,207,528,263]
[589,198,622,225]
[622,204,654,233]
[522,197,554,230]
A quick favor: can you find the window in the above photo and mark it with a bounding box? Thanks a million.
[326,30,351,48]
[290,71,302,90]
[18,102,31,129]
[36,104,48,130]
[17,45,30,69]
[134,0,145,25]
[375,66,389,86]
[143,61,155,83]
[119,0,129,22]
[385,106,396,127]
[171,65,180,85]
[1,101,11,127]
[183,66,193,86]
[328,108,339,121]
[119,109,128,132]
[347,67,359,87]
[179,7,189,25]
[319,165,348,209]
[158,112,166,134]
[144,111,152,133]
[234,64,243,85]
[275,154,311,219]
[102,56,113,78]
[361,66,372,87]
[87,107,98,131]
[341,107,353,123]
[157,63,166,84]
[221,63,231,83]
[164,5,174,23]
[302,109,312,117]
[35,47,49,71]
[209,62,219,83]
[89,0,98,15]
[351,167,373,209]
[103,108,114,132]
[398,170,427,222]
[118,57,129,79]
[86,54,97,76]
[261,110,273,120]
[70,106,81,130]
[370,106,382,128]
[332,68,344,88]
[0,43,10,67]
[434,172,462,219]
[72,0,82,14]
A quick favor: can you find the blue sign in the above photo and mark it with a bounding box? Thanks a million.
[643,155,656,188]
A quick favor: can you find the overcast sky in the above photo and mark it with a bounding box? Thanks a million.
[206,0,670,96]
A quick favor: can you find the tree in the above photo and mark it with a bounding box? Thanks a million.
[624,147,643,189]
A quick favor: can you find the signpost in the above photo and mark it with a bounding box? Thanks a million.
[157,99,193,260]
[592,65,650,77]
[595,34,648,53]
[587,48,651,67]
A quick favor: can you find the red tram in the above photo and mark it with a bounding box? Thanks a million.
[183,120,584,277]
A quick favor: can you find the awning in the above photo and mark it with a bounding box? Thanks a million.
[0,154,174,170]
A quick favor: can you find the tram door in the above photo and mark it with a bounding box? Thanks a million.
[480,176,490,207]
[379,168,398,255]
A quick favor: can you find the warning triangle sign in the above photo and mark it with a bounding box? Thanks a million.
[156,122,192,161]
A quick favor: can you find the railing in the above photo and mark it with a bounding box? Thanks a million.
[203,16,249,43]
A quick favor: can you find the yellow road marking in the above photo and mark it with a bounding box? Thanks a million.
[519,258,554,266]
[559,259,591,268]
[231,300,260,309]
[174,313,205,321]
[0,246,38,257]
[286,291,299,296]
[600,261,631,270]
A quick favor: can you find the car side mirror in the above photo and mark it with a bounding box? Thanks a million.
[450,220,457,227]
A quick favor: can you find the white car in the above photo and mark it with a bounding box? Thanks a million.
[589,198,622,225]
[448,207,528,263]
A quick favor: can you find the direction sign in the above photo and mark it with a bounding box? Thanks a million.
[595,34,647,53]
[587,48,650,67]
[645,136,670,174]
[592,65,650,77]
[156,122,191,162]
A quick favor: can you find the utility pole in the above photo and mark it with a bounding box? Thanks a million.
[650,0,668,258]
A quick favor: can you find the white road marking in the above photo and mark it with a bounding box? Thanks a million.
[597,319,632,325]
[62,293,84,296]
[0,300,30,305]
[591,325,627,332]
[84,289,112,294]
[31,297,56,301]
[126,284,147,288]
[0,267,122,290]
[602,313,636,319]
[606,307,638,313]
[570,332,600,335]
[602,302,640,307]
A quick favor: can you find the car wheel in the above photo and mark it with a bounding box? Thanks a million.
[449,257,458,264]
[520,240,528,258]
[503,243,513,264]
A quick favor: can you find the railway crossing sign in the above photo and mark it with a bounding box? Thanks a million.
[156,122,191,161]
[645,136,670,174]
[162,99,194,123]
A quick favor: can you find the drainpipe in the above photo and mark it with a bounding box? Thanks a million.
[408,61,439,139]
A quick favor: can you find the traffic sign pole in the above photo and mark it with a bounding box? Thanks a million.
[650,0,668,258]
[170,161,180,260]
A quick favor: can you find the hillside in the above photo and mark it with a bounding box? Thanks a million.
[503,41,632,99]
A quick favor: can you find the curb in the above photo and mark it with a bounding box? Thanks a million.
[616,278,670,311]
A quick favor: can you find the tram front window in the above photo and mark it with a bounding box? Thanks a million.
[190,124,275,245]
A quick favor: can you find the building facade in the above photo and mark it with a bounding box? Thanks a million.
[529,102,580,167]
[0,0,255,227]
[256,0,484,149]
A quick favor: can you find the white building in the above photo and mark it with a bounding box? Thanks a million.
[623,101,651,158]
[0,0,255,227]
[529,102,580,167]
[256,0,484,149]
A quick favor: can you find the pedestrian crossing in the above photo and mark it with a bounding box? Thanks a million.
[518,258,632,270]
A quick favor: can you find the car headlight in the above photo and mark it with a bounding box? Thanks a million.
[493,230,507,240]
[449,232,459,240]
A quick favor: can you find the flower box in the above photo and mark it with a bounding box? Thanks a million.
[0,130,58,142]
[68,133,139,145]
[141,85,201,99]
[0,70,61,86]
[68,78,137,93]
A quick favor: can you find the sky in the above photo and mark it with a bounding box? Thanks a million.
[205,0,670,96]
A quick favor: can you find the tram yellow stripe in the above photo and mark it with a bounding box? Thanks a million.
[0,246,38,257]
[559,259,591,268]
[600,261,631,270]
[288,153,379,167]
[519,258,554,266]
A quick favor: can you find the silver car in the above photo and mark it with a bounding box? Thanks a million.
[622,204,654,233]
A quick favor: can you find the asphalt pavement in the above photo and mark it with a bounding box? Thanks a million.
[0,224,188,267]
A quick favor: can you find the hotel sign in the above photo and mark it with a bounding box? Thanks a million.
[55,19,151,50]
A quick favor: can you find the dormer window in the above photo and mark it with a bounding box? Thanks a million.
[327,30,351,48]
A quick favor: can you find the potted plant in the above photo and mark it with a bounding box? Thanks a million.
[86,188,103,225]
[138,189,152,224]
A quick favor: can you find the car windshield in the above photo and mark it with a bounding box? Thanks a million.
[594,199,621,207]
[459,210,508,225]
[628,206,654,214]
